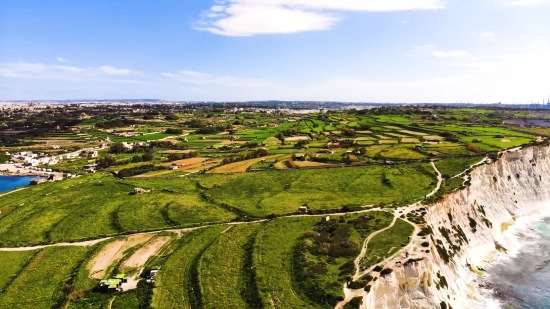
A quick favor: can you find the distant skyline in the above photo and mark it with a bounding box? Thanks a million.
[1,0,549,103]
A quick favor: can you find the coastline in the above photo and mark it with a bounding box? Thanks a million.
[354,146,550,309]
[0,163,62,177]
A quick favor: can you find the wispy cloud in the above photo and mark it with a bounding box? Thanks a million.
[162,70,273,87]
[0,62,144,83]
[411,44,468,59]
[57,57,67,63]
[99,65,142,76]
[196,0,446,36]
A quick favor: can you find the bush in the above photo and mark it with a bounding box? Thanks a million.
[165,128,183,134]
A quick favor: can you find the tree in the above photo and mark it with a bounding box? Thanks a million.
[164,114,179,121]
[142,150,154,161]
[165,128,183,134]
[97,156,116,169]
[109,142,126,154]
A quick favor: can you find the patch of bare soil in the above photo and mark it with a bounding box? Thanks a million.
[87,234,154,279]
[121,236,172,269]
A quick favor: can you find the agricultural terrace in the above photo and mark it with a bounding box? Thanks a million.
[0,104,546,309]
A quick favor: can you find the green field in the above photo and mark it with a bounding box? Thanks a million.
[199,224,262,309]
[0,247,90,309]
[152,226,226,309]
[253,217,319,309]
[358,219,415,271]
[1,104,545,309]
[435,157,484,177]
[199,163,436,216]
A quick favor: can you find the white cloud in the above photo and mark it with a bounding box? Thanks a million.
[411,44,468,59]
[57,57,67,63]
[196,0,446,36]
[162,70,273,88]
[52,65,86,73]
[432,50,469,59]
[474,31,495,42]
[99,65,142,75]
[503,0,550,5]
[0,62,144,83]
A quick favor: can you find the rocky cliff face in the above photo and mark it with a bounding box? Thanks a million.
[361,146,550,309]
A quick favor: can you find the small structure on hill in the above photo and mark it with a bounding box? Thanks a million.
[298,206,308,214]
[322,216,330,223]
[133,188,151,195]
[145,268,159,284]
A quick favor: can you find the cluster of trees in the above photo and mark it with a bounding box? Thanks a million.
[196,125,226,134]
[220,148,268,165]
[342,128,356,136]
[96,156,117,169]
[164,114,179,121]
[166,151,198,162]
[293,216,377,307]
[165,128,183,134]
[95,119,137,129]
[117,164,164,178]
[440,131,459,142]
[295,140,310,148]
[131,150,154,163]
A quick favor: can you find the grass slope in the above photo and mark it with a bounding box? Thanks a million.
[199,224,263,309]
[152,226,226,309]
[199,163,436,216]
[0,247,89,309]
[359,219,415,271]
[253,217,320,309]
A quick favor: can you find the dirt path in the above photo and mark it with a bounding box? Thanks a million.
[108,296,116,309]
[353,214,398,280]
[0,209,390,252]
[335,162,445,309]
[426,161,443,198]
[0,187,28,198]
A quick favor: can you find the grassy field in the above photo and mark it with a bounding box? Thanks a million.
[0,174,236,246]
[152,226,226,309]
[1,106,543,308]
[2,160,433,247]
[0,251,37,292]
[199,224,263,309]
[435,157,484,177]
[0,247,90,309]
[358,219,415,271]
[199,163,436,216]
[295,212,395,306]
[253,217,319,309]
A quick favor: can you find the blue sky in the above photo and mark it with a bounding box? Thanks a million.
[0,0,549,103]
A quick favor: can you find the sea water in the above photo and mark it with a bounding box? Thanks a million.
[0,175,42,194]
[483,212,550,308]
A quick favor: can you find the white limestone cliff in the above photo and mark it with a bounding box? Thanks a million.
[360,145,550,309]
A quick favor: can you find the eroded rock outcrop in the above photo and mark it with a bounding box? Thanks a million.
[360,146,550,309]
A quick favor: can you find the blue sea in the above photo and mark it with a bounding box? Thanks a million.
[0,175,42,194]
[484,212,550,308]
